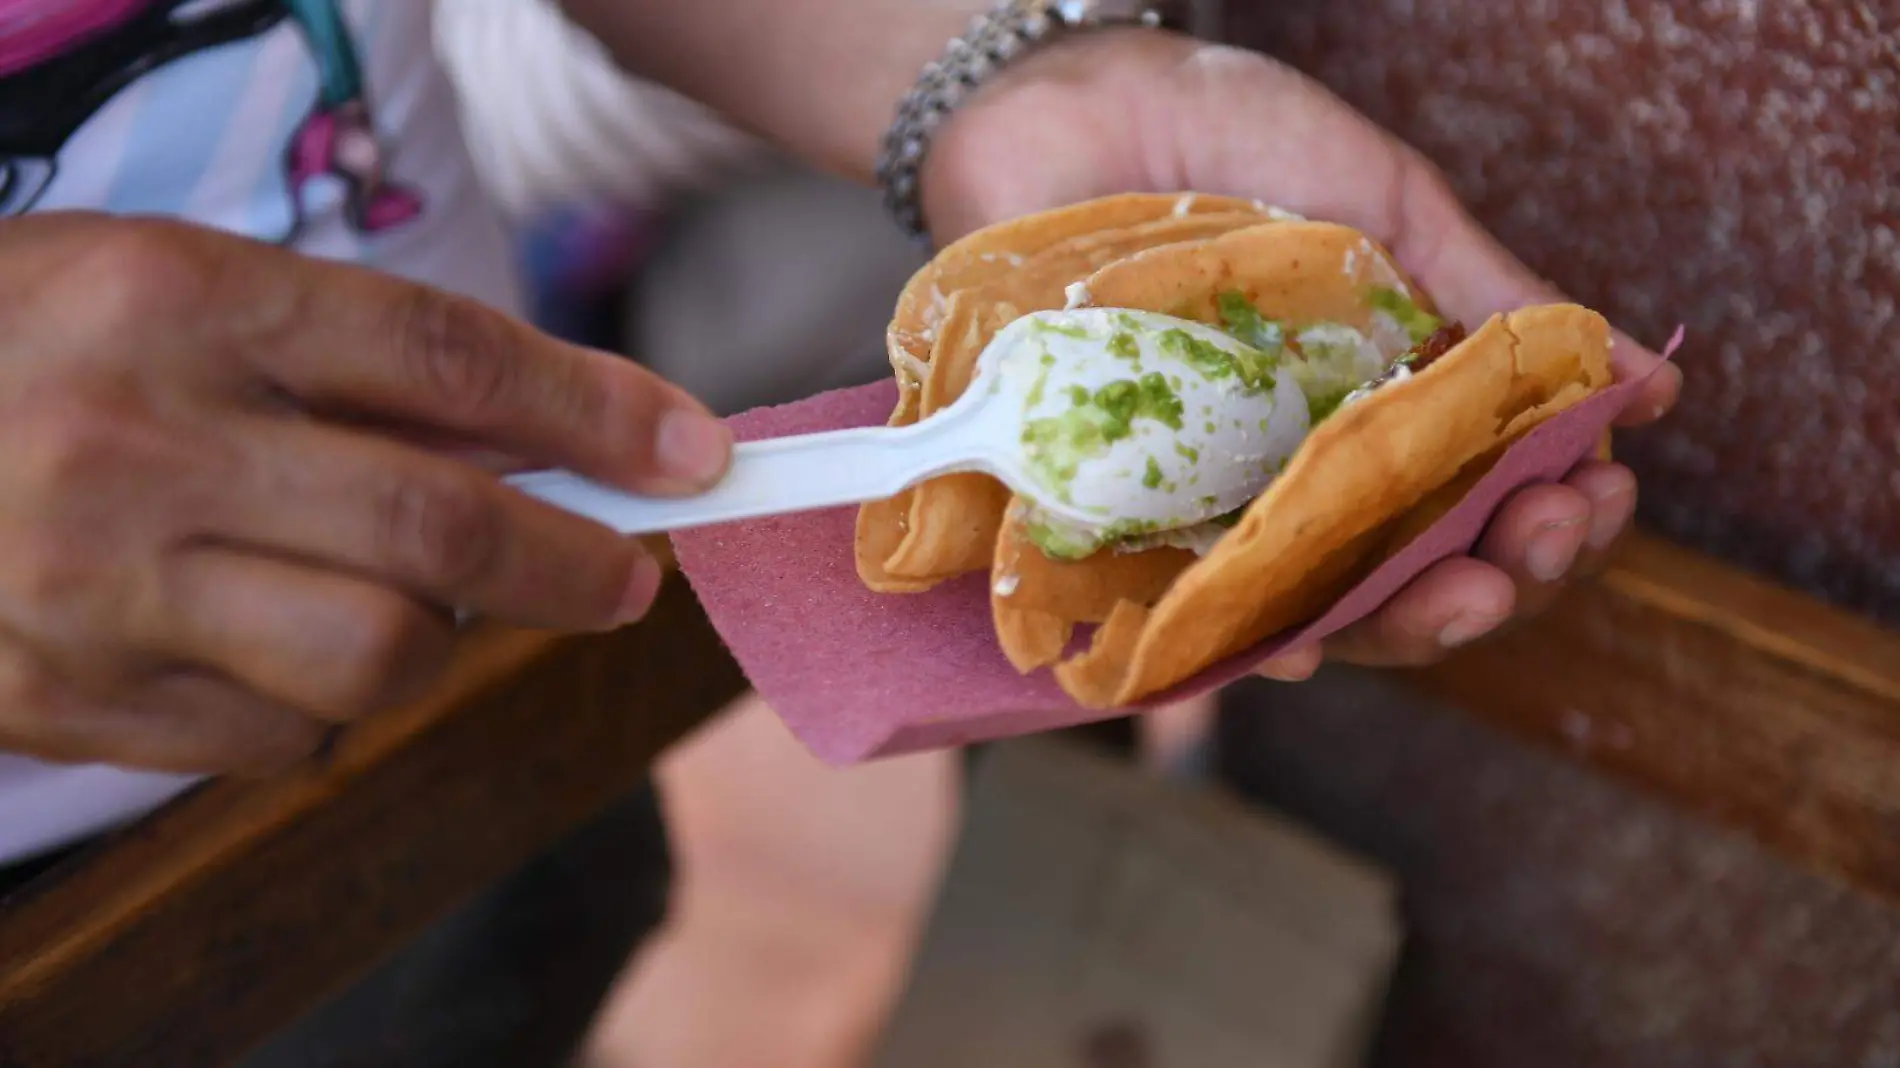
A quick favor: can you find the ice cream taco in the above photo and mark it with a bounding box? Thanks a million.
[860,196,1614,708]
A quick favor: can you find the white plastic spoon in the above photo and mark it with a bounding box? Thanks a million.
[504,308,1313,556]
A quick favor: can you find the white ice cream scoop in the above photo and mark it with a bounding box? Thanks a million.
[505,308,1311,557]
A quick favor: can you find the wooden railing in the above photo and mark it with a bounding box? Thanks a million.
[1404,532,1900,904]
[4,528,1898,1065]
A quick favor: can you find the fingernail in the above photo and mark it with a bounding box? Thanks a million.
[1438,612,1504,649]
[1584,484,1637,551]
[1646,366,1683,420]
[614,553,664,625]
[1526,517,1587,583]
[655,408,733,486]
[1257,646,1320,682]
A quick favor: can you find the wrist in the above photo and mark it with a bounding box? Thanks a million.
[916,26,1198,241]
[562,0,992,185]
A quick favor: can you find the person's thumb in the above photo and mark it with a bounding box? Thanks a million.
[1385,152,1682,426]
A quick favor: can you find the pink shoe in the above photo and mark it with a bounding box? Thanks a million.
[287,107,423,235]
[351,184,424,233]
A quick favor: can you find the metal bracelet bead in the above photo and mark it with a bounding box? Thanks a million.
[875,1,1175,244]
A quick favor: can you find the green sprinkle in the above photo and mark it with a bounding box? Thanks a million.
[1215,291,1288,354]
[1306,386,1351,426]
[1368,286,1441,344]
[1034,319,1091,339]
[1019,373,1185,503]
[1023,519,1098,560]
[1142,457,1165,489]
[1159,328,1277,391]
[1025,364,1051,408]
[1136,373,1185,428]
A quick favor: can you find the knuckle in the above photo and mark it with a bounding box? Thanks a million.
[228,718,327,778]
[0,402,137,612]
[13,393,129,493]
[0,652,91,765]
[545,349,617,442]
[74,223,207,327]
[323,598,449,716]
[5,527,93,616]
[0,648,58,723]
[139,675,327,777]
[396,288,516,418]
[371,473,504,591]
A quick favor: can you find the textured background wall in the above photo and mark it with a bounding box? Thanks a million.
[1218,6,1900,1064]
[1230,0,1899,622]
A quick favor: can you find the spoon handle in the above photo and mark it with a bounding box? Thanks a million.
[503,415,998,536]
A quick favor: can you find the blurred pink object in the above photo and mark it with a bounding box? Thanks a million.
[586,695,959,1068]
[285,105,425,233]
[0,0,148,75]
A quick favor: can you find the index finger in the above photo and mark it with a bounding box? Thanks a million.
[228,246,732,496]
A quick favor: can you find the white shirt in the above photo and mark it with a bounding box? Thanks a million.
[0,0,522,865]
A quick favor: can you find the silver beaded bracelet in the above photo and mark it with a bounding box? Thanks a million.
[874,0,1210,243]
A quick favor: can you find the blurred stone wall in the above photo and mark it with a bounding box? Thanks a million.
[1217,6,1900,1065]
[1231,0,1899,622]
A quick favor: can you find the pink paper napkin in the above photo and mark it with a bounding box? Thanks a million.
[674,329,1684,766]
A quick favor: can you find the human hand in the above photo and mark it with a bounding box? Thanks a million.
[0,213,731,773]
[919,28,1681,680]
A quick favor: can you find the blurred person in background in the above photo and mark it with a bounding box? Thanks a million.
[0,1,1679,1066]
